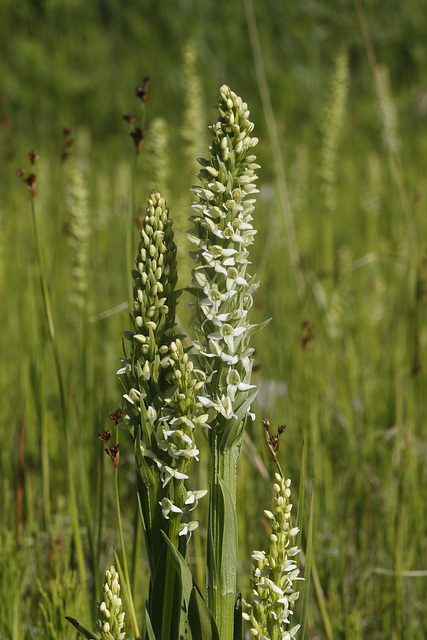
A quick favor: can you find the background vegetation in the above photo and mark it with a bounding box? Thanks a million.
[1,0,426,638]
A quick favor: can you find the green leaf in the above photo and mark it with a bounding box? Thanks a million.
[65,617,100,640]
[188,586,221,640]
[158,530,194,640]
[233,594,243,640]
[160,530,194,606]
[148,541,168,636]
[145,607,157,640]
[218,477,238,596]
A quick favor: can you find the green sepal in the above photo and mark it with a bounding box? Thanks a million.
[65,617,100,640]
[243,317,272,339]
[147,325,156,361]
[150,352,162,384]
[188,586,221,640]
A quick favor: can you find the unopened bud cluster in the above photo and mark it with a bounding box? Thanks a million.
[97,566,126,640]
[188,85,261,439]
[118,192,178,439]
[132,192,177,336]
[243,473,303,640]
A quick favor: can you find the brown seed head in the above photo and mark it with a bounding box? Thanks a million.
[105,443,120,468]
[122,112,136,124]
[130,127,145,154]
[109,408,123,425]
[135,86,147,102]
[28,149,39,165]
[23,173,37,196]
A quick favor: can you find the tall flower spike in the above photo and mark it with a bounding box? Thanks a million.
[243,474,303,640]
[188,84,264,445]
[187,85,268,640]
[97,566,126,640]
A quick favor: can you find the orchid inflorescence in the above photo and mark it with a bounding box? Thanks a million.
[117,192,208,538]
[188,84,264,444]
[244,473,303,640]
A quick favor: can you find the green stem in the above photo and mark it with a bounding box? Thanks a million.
[128,153,138,301]
[114,452,132,596]
[114,453,141,639]
[207,432,240,640]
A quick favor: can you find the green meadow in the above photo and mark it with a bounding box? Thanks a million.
[1,1,426,638]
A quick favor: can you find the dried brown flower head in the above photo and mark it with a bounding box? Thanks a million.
[23,173,37,196]
[109,408,123,425]
[122,112,136,124]
[28,149,39,165]
[130,127,145,154]
[105,443,120,468]
[98,430,112,443]
[263,418,286,463]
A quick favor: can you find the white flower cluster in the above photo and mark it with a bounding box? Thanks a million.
[118,195,207,536]
[187,85,261,438]
[97,566,126,640]
[243,474,303,640]
[147,337,208,536]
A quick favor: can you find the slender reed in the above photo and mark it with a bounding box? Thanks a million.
[19,162,87,597]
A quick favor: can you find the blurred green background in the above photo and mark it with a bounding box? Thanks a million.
[1,1,427,638]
